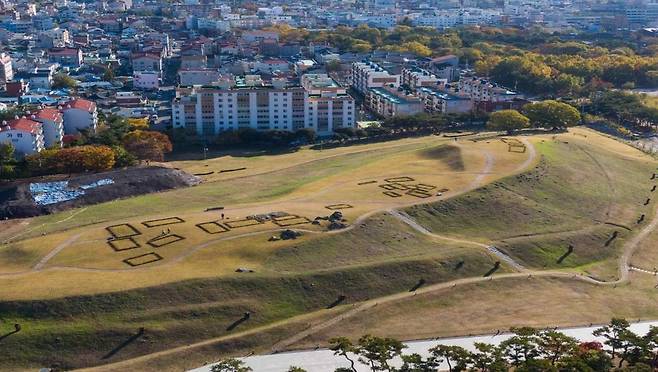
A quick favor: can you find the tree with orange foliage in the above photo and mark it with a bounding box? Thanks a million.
[122,130,173,161]
[26,145,115,174]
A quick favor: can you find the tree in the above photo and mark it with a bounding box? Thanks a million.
[489,56,553,94]
[536,329,578,366]
[210,358,252,372]
[127,118,150,130]
[287,367,307,372]
[329,337,358,372]
[486,110,530,134]
[561,342,612,371]
[594,318,639,368]
[523,100,581,130]
[294,128,317,144]
[111,145,137,168]
[428,345,470,371]
[500,327,540,368]
[52,73,78,89]
[470,342,507,372]
[356,335,406,371]
[122,130,173,161]
[0,142,16,178]
[26,145,115,175]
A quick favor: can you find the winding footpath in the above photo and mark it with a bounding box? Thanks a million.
[71,136,658,372]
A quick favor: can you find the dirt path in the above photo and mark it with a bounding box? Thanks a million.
[387,209,527,271]
[34,136,658,371]
[71,137,658,372]
[33,233,82,271]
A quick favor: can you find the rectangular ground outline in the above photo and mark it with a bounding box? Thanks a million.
[272,216,312,227]
[196,221,230,234]
[225,218,264,229]
[325,204,354,210]
[108,237,141,252]
[123,252,163,267]
[147,234,185,248]
[142,217,185,228]
[106,224,141,239]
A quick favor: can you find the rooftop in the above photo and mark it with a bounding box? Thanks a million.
[2,117,42,133]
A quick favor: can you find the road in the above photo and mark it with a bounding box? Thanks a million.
[190,320,658,372]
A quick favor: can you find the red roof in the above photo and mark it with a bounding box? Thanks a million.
[2,118,42,133]
[34,107,62,122]
[66,99,96,112]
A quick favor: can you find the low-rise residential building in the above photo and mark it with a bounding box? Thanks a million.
[38,28,70,48]
[0,117,45,157]
[450,77,521,103]
[180,55,208,70]
[401,67,445,91]
[6,80,29,97]
[351,61,400,94]
[48,47,83,67]
[62,98,98,134]
[115,92,146,106]
[241,30,279,43]
[429,55,460,82]
[178,69,222,86]
[416,87,473,114]
[0,53,13,84]
[33,107,64,148]
[16,66,56,90]
[131,52,163,76]
[133,71,160,90]
[366,86,424,118]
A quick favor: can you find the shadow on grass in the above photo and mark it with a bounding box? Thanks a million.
[409,278,426,292]
[483,262,501,277]
[327,295,346,309]
[227,313,250,331]
[0,329,19,342]
[557,245,574,264]
[605,231,618,247]
[102,328,144,360]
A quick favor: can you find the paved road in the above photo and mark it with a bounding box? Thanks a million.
[190,320,658,372]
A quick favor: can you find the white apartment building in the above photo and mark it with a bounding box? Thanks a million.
[0,117,45,157]
[173,75,355,137]
[33,107,64,148]
[366,86,424,118]
[413,12,460,28]
[0,53,13,84]
[302,74,355,134]
[416,87,473,114]
[401,67,446,91]
[450,77,521,102]
[62,98,98,134]
[133,71,160,90]
[178,69,223,87]
[351,61,400,94]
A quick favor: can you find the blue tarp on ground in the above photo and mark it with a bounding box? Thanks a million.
[30,178,115,206]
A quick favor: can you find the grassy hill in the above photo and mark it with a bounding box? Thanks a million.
[1,130,657,370]
[404,137,656,279]
[0,215,505,370]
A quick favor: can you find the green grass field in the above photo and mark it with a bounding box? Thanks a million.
[1,129,658,370]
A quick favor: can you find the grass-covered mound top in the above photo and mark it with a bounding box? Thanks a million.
[404,137,656,276]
